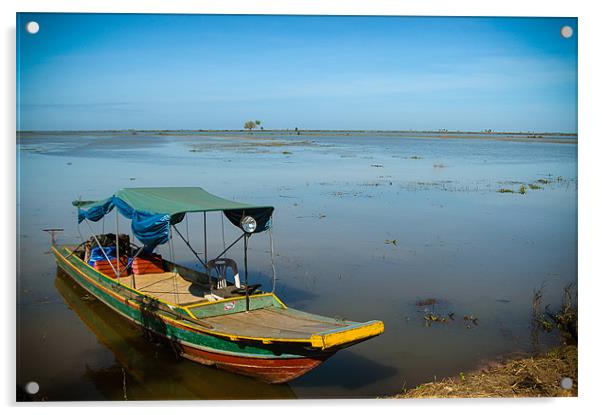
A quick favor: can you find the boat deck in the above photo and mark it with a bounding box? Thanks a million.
[201,307,348,339]
[120,272,242,305]
[120,272,208,305]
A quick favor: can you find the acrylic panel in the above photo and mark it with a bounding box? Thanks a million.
[16,13,577,401]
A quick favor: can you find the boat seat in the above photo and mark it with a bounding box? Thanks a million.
[206,258,240,290]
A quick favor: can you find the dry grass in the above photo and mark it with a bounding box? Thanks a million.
[391,345,577,398]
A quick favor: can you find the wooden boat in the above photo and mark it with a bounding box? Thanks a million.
[51,187,384,384]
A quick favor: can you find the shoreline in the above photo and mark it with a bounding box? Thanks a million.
[16,129,577,136]
[16,129,578,145]
[388,345,577,398]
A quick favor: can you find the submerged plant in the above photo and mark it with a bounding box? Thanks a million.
[519,185,527,194]
[497,188,514,193]
[531,282,577,352]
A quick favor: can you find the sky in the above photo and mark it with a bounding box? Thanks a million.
[16,14,577,132]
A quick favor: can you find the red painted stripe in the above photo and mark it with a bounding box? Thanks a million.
[180,343,332,383]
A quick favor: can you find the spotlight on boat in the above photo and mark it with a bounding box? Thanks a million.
[241,216,257,233]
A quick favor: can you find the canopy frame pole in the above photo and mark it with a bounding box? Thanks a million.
[76,220,85,244]
[129,224,137,289]
[221,212,226,250]
[203,212,208,265]
[168,229,180,306]
[115,209,120,280]
[185,215,190,244]
[214,233,245,261]
[172,224,207,269]
[128,246,146,290]
[84,219,118,279]
[269,226,276,293]
[76,205,85,244]
[244,234,250,312]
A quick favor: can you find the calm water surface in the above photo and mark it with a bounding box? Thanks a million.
[16,132,577,400]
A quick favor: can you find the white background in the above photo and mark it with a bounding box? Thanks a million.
[3,0,601,413]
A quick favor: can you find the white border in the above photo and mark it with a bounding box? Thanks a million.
[3,1,601,414]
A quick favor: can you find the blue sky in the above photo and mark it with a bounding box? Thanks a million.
[17,14,577,132]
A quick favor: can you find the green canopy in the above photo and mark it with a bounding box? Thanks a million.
[74,187,272,215]
[74,187,274,248]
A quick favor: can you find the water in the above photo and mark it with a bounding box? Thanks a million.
[16,131,577,400]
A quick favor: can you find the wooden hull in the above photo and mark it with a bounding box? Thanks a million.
[180,344,332,384]
[52,246,338,383]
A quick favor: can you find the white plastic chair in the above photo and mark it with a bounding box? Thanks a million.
[206,258,241,290]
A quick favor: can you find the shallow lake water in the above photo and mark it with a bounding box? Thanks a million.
[17,131,577,400]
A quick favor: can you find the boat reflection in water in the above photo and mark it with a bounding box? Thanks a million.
[54,268,297,400]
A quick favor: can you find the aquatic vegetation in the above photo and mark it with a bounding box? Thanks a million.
[384,239,397,246]
[532,282,577,346]
[19,145,47,154]
[496,184,529,194]
[463,315,479,326]
[282,151,292,155]
[528,183,542,190]
[416,298,437,307]
[433,164,446,168]
[187,138,319,154]
[424,313,448,323]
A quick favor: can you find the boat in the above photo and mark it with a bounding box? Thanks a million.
[51,187,384,384]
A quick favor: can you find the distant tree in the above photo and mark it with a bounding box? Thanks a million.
[255,120,261,127]
[244,121,256,131]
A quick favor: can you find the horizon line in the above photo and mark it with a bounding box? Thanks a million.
[16,128,578,136]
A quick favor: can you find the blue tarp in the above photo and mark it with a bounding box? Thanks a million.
[88,245,117,265]
[77,196,178,250]
[75,188,274,251]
